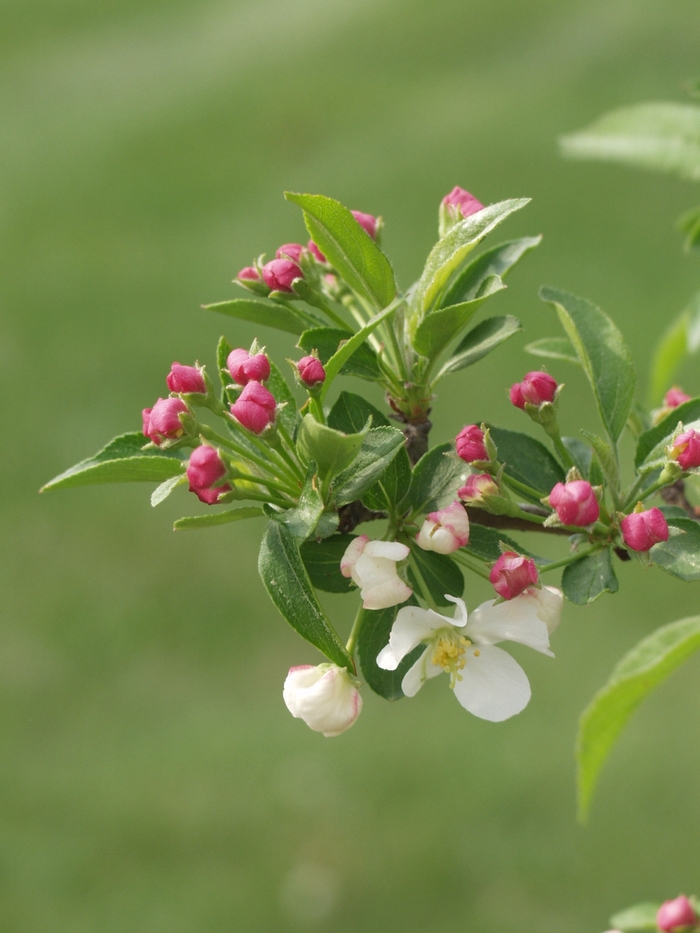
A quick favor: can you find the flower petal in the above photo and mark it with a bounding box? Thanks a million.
[452,645,531,721]
[363,540,410,561]
[465,595,553,656]
[377,605,437,669]
[400,648,442,697]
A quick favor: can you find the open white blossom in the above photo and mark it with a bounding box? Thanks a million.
[283,664,362,736]
[376,588,563,721]
[340,535,412,610]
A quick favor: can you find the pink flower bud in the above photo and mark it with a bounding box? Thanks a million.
[351,210,379,239]
[297,355,326,388]
[657,896,698,932]
[227,348,271,386]
[664,386,692,409]
[142,397,188,445]
[549,480,600,526]
[262,258,303,293]
[489,551,539,600]
[186,445,231,505]
[275,243,304,263]
[417,499,470,554]
[621,507,669,552]
[442,186,485,219]
[166,362,206,395]
[510,371,557,409]
[237,266,260,281]
[308,240,327,263]
[458,473,499,503]
[230,381,276,434]
[671,428,700,470]
[455,425,488,463]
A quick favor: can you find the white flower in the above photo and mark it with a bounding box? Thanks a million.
[340,535,412,610]
[376,588,563,721]
[283,664,362,737]
[416,499,470,554]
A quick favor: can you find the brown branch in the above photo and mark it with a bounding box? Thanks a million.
[464,507,572,535]
[660,479,700,519]
[338,501,386,534]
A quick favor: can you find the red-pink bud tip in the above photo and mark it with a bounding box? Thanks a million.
[297,356,326,387]
[621,507,669,552]
[672,428,700,470]
[227,348,271,386]
[307,240,327,263]
[489,551,539,600]
[230,381,276,434]
[510,371,557,409]
[549,480,600,526]
[186,445,231,505]
[657,896,698,933]
[166,362,206,395]
[142,397,188,445]
[262,258,303,293]
[664,387,692,409]
[351,210,379,239]
[458,473,499,502]
[455,425,488,463]
[237,266,260,281]
[275,243,304,263]
[442,186,485,219]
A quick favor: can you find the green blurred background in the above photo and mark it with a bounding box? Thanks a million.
[3,0,700,930]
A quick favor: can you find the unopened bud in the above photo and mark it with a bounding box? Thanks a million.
[664,387,692,409]
[237,266,260,281]
[621,506,669,552]
[657,896,698,933]
[166,362,206,395]
[230,381,276,434]
[297,355,326,388]
[442,186,485,219]
[455,425,488,463]
[283,664,362,737]
[458,473,500,503]
[275,243,304,263]
[669,428,700,470]
[227,348,271,386]
[416,500,470,554]
[307,240,327,263]
[489,551,539,600]
[142,397,189,445]
[548,480,600,526]
[510,371,557,409]
[262,258,303,293]
[186,445,231,504]
[351,210,379,240]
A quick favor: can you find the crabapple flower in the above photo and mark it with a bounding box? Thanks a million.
[351,210,379,239]
[262,258,303,292]
[657,896,698,933]
[230,381,276,434]
[297,356,326,388]
[549,480,600,526]
[669,428,700,470]
[489,551,539,599]
[377,590,561,721]
[166,362,206,395]
[510,371,557,409]
[275,243,304,263]
[620,507,669,552]
[416,500,470,554]
[442,186,485,218]
[458,473,499,504]
[455,424,488,463]
[283,664,362,737]
[227,348,271,385]
[142,397,188,445]
[186,445,231,504]
[665,387,691,409]
[307,240,327,263]
[340,536,412,610]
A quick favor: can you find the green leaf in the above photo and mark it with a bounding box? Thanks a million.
[411,199,530,321]
[332,427,406,507]
[540,286,635,444]
[204,298,307,336]
[524,336,580,365]
[677,204,700,251]
[267,360,299,438]
[561,548,618,605]
[151,473,187,506]
[328,391,389,433]
[438,315,522,376]
[407,549,464,606]
[217,335,234,397]
[411,277,506,360]
[560,102,700,181]
[285,192,396,310]
[258,521,352,668]
[296,414,366,482]
[300,534,356,593]
[488,426,565,501]
[278,465,325,540]
[634,398,700,468]
[297,326,380,380]
[651,520,700,580]
[609,903,661,932]
[580,430,619,498]
[41,432,186,492]
[577,614,700,820]
[440,235,541,308]
[562,437,593,478]
[464,524,544,563]
[173,507,264,530]
[357,603,424,700]
[649,291,700,404]
[406,444,465,516]
[320,302,398,401]
[362,445,411,514]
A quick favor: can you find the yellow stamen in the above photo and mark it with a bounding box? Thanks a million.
[431,632,471,687]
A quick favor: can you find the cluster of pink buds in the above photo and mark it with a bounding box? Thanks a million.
[225,348,277,435]
[657,896,699,933]
[186,445,231,504]
[620,506,669,552]
[490,552,539,600]
[510,371,557,409]
[548,480,600,526]
[142,397,189,446]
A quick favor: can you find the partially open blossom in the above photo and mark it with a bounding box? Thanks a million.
[307,240,327,263]
[669,428,700,470]
[657,896,698,933]
[237,265,260,281]
[186,445,231,504]
[297,355,326,388]
[549,480,600,526]
[417,500,470,554]
[262,258,303,292]
[276,243,304,263]
[377,590,560,721]
[665,387,692,409]
[621,507,669,552]
[456,424,488,463]
[490,551,539,600]
[166,362,206,395]
[340,536,412,610]
[227,348,271,385]
[351,210,379,239]
[283,664,362,737]
[510,371,557,409]
[230,381,276,434]
[458,473,499,503]
[442,186,485,219]
[142,397,188,445]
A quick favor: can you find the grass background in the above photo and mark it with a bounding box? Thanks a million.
[3,0,700,929]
